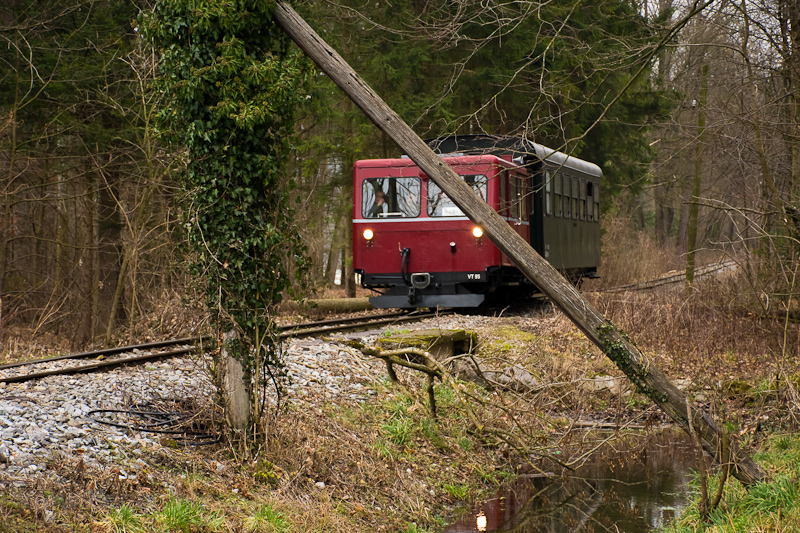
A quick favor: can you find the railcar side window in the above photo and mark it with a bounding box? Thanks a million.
[545,172,552,216]
[553,173,562,217]
[563,175,571,218]
[509,174,528,221]
[571,177,579,219]
[579,179,587,220]
[428,174,488,217]
[362,177,421,218]
[592,182,600,222]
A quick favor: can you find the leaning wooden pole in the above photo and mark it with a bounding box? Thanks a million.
[273,1,765,485]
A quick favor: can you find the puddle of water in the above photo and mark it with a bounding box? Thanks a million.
[443,430,698,532]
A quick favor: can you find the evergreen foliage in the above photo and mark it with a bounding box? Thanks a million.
[142,0,309,384]
[295,0,674,232]
[422,0,675,200]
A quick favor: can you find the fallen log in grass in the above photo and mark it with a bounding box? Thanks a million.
[280,298,373,314]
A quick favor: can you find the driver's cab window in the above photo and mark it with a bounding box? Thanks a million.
[427,174,488,217]
[362,177,421,218]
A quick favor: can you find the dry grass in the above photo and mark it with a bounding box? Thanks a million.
[4,218,800,531]
[590,216,685,288]
[587,215,724,289]
[589,275,799,381]
[0,313,628,532]
[3,290,799,531]
[0,326,72,365]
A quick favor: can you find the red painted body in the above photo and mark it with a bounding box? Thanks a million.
[352,156,525,278]
[355,219,499,275]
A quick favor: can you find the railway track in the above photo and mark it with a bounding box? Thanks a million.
[1,257,735,385]
[0,309,450,385]
[595,259,738,293]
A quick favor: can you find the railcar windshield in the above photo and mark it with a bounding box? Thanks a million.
[362,177,421,218]
[427,174,488,217]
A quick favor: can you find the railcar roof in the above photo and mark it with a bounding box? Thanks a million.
[425,135,602,178]
[355,153,518,169]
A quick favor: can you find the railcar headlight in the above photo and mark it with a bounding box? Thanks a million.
[363,228,374,241]
[472,226,484,239]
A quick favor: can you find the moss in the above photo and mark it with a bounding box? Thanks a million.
[723,380,753,396]
[377,329,478,353]
[596,322,668,404]
[479,325,540,356]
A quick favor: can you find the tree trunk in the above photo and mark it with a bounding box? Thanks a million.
[344,208,355,297]
[76,168,96,347]
[323,214,342,286]
[676,193,690,253]
[104,250,129,347]
[92,181,100,340]
[0,184,10,344]
[686,64,708,290]
[273,1,766,485]
[655,197,674,247]
[0,117,14,344]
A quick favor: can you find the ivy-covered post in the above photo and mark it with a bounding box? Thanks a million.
[142,0,309,438]
[272,1,766,485]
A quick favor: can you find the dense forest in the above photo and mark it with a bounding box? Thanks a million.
[1,0,798,349]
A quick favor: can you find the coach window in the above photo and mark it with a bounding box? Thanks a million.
[545,172,552,216]
[579,179,587,220]
[510,174,519,220]
[571,177,579,219]
[509,173,528,222]
[428,174,487,217]
[553,173,562,217]
[563,175,571,218]
[592,181,600,222]
[362,177,421,218]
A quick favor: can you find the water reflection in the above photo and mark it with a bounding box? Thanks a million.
[444,430,698,532]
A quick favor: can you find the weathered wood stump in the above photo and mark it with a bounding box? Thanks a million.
[220,330,249,432]
[378,328,477,368]
[357,329,477,418]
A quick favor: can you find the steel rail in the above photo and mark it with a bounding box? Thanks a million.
[0,310,450,384]
[280,310,410,330]
[593,260,737,293]
[0,336,208,371]
[0,311,412,372]
[280,310,449,338]
[0,346,197,384]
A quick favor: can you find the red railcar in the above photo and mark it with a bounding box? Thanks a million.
[353,136,601,309]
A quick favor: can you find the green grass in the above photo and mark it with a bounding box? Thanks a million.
[381,417,414,447]
[243,503,289,533]
[443,483,470,500]
[372,437,399,460]
[156,498,225,532]
[663,433,800,532]
[97,504,144,533]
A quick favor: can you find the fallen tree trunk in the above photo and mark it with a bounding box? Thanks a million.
[280,298,373,314]
[273,1,766,486]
